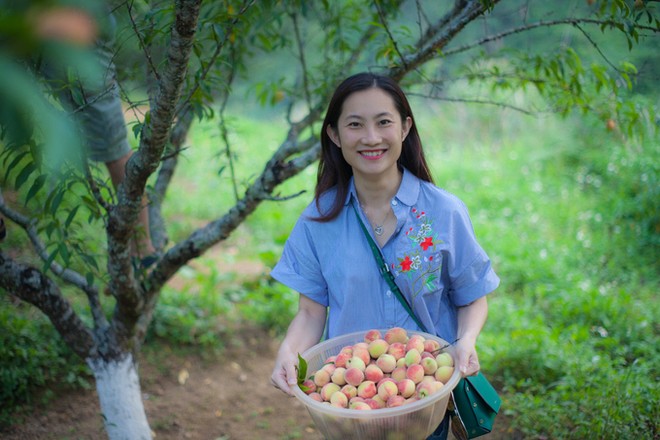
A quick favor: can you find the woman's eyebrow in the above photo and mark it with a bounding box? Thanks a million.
[344,111,395,120]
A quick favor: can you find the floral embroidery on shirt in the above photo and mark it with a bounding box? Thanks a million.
[392,206,443,300]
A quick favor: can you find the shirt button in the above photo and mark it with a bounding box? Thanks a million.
[391,200,398,206]
[386,290,392,297]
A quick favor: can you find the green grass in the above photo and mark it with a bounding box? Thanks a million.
[1,85,658,438]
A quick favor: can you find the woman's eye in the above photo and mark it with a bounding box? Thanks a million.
[379,119,393,126]
[347,122,360,128]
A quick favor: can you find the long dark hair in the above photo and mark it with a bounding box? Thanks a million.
[313,72,434,222]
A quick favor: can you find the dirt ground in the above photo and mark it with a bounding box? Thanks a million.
[1,323,515,440]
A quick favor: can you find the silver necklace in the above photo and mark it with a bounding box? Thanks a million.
[364,205,391,236]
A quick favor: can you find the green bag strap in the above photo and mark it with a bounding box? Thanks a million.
[351,201,429,334]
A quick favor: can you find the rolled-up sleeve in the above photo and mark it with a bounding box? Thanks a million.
[447,202,500,306]
[271,221,329,306]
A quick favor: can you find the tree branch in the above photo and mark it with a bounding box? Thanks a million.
[406,92,536,115]
[574,22,623,73]
[176,0,255,117]
[219,52,240,203]
[290,10,313,111]
[126,0,161,83]
[0,190,108,331]
[0,251,96,359]
[375,0,408,70]
[390,0,498,81]
[441,17,660,59]
[148,110,194,252]
[107,0,203,335]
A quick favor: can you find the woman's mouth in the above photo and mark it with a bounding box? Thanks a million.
[360,149,386,158]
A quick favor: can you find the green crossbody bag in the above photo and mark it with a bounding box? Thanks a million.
[352,201,501,439]
[449,371,501,439]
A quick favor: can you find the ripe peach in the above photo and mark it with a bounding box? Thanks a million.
[352,346,371,365]
[308,392,323,402]
[397,378,416,398]
[301,379,317,394]
[349,396,365,405]
[391,366,407,382]
[396,357,407,368]
[377,377,396,388]
[435,352,454,367]
[421,351,435,360]
[334,351,352,368]
[324,355,337,364]
[351,401,372,410]
[364,397,385,410]
[367,339,389,359]
[404,348,422,366]
[419,375,435,386]
[377,380,399,400]
[606,118,616,131]
[340,384,357,400]
[364,329,382,342]
[421,357,438,375]
[405,396,419,405]
[434,365,454,383]
[384,327,408,344]
[406,364,425,384]
[320,382,341,401]
[370,395,386,409]
[321,363,336,376]
[344,367,365,387]
[313,369,331,387]
[331,367,347,385]
[376,354,397,373]
[364,364,384,383]
[387,342,406,360]
[386,395,406,408]
[405,334,425,353]
[424,339,441,353]
[346,356,366,372]
[330,390,348,408]
[357,380,377,399]
[417,380,443,399]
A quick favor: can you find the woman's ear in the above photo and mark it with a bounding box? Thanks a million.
[402,116,412,141]
[326,124,340,148]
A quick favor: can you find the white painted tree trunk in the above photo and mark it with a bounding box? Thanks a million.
[87,354,152,440]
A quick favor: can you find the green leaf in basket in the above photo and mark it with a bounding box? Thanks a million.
[297,353,310,391]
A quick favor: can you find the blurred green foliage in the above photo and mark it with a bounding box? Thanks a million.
[0,298,91,427]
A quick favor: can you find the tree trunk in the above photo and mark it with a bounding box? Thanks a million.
[87,354,152,440]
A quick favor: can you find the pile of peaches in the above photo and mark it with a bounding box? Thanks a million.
[300,327,455,410]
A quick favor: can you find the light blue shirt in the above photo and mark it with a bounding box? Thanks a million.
[271,168,500,342]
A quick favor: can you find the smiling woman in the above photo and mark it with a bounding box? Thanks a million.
[325,87,412,244]
[269,72,500,440]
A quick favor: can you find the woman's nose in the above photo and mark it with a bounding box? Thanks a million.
[361,125,382,145]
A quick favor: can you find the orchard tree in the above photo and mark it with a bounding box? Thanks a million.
[0,0,658,438]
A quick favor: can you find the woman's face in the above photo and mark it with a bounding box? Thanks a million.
[327,87,411,182]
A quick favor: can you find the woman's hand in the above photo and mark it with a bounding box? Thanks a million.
[454,338,480,377]
[270,342,300,395]
[270,294,327,395]
[455,296,488,377]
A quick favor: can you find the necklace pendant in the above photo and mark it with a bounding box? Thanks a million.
[374,225,384,236]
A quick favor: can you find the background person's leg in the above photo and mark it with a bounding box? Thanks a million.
[106,151,156,261]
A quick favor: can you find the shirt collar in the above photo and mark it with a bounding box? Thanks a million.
[345,167,420,207]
